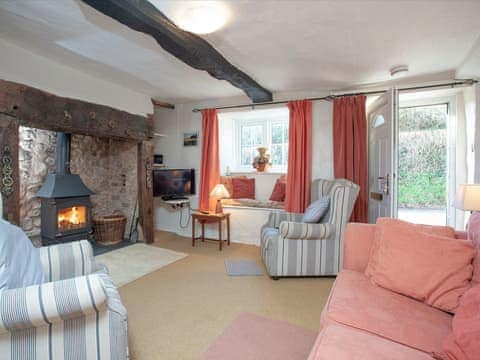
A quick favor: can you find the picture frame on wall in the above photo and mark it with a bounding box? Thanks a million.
[183,132,198,146]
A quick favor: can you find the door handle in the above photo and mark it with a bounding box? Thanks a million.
[377,174,390,196]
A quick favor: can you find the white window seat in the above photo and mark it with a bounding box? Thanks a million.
[221,198,284,210]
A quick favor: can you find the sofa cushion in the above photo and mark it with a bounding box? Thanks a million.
[269,179,286,202]
[365,218,475,312]
[302,196,330,223]
[441,284,480,360]
[308,325,433,360]
[0,219,44,290]
[365,218,456,279]
[321,270,453,353]
[231,178,255,199]
[466,211,480,283]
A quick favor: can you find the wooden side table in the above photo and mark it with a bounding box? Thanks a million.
[191,211,230,251]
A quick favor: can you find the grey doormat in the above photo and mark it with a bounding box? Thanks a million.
[225,259,264,276]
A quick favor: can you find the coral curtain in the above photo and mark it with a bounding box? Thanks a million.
[333,95,368,223]
[285,100,312,213]
[199,109,220,211]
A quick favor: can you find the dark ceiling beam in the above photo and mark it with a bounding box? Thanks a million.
[81,0,273,103]
[151,98,175,109]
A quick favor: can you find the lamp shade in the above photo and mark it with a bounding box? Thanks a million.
[210,184,230,199]
[454,184,480,211]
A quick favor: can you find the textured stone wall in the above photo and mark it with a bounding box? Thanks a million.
[71,135,138,237]
[19,127,138,238]
[19,126,56,237]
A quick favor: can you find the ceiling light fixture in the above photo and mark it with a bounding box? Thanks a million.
[176,2,230,35]
[390,65,409,78]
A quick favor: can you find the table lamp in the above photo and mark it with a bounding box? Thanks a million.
[210,184,230,214]
[454,184,480,239]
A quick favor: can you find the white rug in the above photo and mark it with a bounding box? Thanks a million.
[95,244,187,287]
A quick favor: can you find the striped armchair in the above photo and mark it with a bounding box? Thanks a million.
[0,240,128,359]
[260,178,360,278]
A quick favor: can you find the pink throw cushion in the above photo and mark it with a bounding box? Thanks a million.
[466,212,480,283]
[220,176,247,198]
[365,218,475,312]
[441,284,480,360]
[365,219,456,280]
[231,178,255,199]
[269,179,286,202]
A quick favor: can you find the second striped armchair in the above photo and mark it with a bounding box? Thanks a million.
[260,178,360,278]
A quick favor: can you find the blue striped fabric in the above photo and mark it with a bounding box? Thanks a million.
[260,178,360,277]
[0,240,128,360]
[38,240,95,282]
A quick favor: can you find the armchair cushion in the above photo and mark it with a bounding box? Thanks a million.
[0,219,44,291]
[302,196,330,223]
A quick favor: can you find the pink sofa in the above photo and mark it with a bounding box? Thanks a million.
[308,223,471,360]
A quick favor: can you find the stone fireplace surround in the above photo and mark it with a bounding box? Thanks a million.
[19,126,138,242]
[0,79,154,244]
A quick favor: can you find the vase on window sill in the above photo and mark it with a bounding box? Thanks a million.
[252,147,271,172]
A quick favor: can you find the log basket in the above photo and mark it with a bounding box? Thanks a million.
[93,213,126,246]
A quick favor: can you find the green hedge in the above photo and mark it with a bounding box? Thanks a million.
[397,105,447,208]
[398,172,446,207]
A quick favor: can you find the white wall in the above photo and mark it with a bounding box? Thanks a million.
[153,91,334,242]
[0,38,152,116]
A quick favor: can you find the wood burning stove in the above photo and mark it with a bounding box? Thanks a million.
[37,132,93,245]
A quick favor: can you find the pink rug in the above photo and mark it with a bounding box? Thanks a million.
[200,312,318,360]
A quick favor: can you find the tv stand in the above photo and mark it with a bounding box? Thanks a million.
[161,195,189,201]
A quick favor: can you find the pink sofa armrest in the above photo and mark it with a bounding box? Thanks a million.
[343,223,376,272]
[455,230,467,240]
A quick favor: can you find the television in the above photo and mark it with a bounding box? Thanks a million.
[153,168,195,199]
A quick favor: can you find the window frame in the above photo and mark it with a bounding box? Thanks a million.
[234,117,289,172]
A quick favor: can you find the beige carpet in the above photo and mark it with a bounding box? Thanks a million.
[118,231,334,360]
[96,243,187,287]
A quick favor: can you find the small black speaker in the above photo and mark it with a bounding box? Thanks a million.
[154,154,163,164]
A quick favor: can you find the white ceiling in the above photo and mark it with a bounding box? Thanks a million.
[0,0,479,103]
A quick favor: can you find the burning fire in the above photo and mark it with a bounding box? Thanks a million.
[58,206,87,229]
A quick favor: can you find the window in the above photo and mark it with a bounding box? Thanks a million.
[235,111,289,171]
[239,122,264,167]
[219,107,289,173]
[270,121,289,167]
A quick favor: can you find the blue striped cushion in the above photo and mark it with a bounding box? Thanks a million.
[302,196,330,223]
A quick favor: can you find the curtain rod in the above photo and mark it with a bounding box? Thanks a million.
[191,79,477,113]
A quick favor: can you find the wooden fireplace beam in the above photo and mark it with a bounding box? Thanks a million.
[0,79,153,141]
[0,114,19,224]
[137,139,154,243]
[81,0,273,103]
